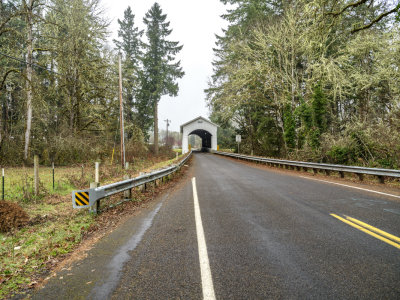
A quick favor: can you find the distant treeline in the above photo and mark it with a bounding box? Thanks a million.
[0,1,183,165]
[208,0,400,168]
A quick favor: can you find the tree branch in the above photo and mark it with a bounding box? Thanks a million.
[0,69,19,90]
[325,1,400,33]
[327,0,369,16]
[351,4,400,33]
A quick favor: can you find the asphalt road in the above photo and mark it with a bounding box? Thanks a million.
[33,153,400,299]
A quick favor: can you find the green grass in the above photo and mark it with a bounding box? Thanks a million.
[172,148,182,154]
[1,166,83,202]
[0,153,186,298]
[145,153,186,172]
[219,148,234,153]
[0,204,94,298]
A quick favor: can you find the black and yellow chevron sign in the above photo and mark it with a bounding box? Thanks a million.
[75,191,89,206]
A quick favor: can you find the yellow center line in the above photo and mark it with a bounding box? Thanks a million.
[330,214,400,250]
[344,215,400,244]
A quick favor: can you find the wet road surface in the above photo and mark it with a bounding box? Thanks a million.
[33,153,400,299]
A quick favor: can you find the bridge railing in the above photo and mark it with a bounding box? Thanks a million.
[72,151,192,212]
[214,151,400,183]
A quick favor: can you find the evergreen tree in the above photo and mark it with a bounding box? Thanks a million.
[283,104,296,151]
[113,6,143,131]
[311,84,327,134]
[141,2,184,155]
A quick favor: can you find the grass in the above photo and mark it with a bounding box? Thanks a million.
[1,166,82,202]
[0,201,94,298]
[172,148,182,154]
[0,152,186,298]
[142,153,185,172]
[219,148,234,153]
[1,154,182,202]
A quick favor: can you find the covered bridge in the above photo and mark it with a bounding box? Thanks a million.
[180,116,218,154]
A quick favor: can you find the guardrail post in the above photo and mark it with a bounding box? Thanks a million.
[90,182,100,213]
[339,171,345,178]
[138,172,145,192]
[313,168,318,174]
[356,173,364,181]
[378,175,385,184]
[124,175,131,199]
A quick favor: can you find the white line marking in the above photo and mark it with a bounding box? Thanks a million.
[299,176,400,199]
[192,177,216,300]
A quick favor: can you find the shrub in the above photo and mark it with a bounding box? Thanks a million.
[326,145,352,165]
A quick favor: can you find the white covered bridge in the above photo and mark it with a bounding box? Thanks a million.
[180,116,218,154]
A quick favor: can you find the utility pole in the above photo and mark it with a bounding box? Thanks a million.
[164,119,171,146]
[119,53,126,168]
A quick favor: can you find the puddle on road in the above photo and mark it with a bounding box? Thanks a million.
[90,201,163,300]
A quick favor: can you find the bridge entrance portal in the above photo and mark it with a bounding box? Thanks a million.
[180,116,218,154]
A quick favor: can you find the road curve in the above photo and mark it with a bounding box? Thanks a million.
[33,153,400,299]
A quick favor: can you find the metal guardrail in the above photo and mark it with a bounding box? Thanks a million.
[214,151,400,183]
[72,152,192,211]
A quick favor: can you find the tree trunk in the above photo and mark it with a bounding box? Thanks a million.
[69,93,74,131]
[24,0,34,161]
[0,93,2,145]
[4,88,11,137]
[154,101,158,155]
[70,68,78,132]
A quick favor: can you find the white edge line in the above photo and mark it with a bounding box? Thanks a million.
[192,177,216,300]
[299,176,400,199]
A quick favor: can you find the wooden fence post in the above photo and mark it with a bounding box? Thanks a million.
[95,162,100,183]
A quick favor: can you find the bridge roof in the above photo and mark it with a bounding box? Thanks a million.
[180,116,218,133]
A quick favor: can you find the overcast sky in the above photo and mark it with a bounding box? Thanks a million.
[101,0,230,132]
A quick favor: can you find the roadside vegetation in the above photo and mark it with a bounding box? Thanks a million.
[208,0,400,169]
[0,1,183,165]
[0,1,189,296]
[0,149,186,299]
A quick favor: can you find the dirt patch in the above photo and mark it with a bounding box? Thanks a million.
[0,201,29,233]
